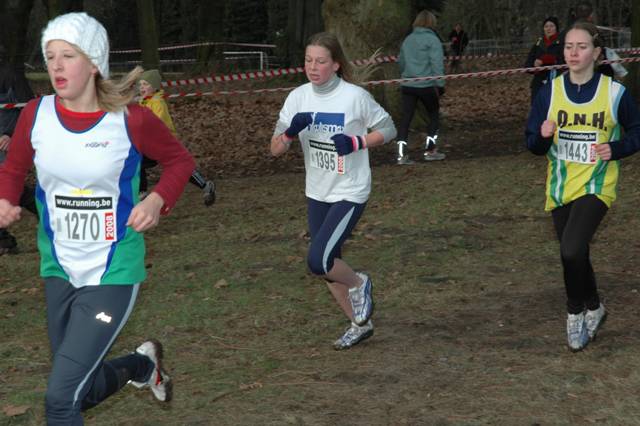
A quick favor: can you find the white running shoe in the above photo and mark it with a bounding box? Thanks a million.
[333,320,374,350]
[130,340,172,402]
[585,304,607,340]
[566,312,589,352]
[349,272,374,326]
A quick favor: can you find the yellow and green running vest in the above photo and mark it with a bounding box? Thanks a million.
[545,74,622,211]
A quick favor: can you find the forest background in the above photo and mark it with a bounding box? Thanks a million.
[0,0,637,85]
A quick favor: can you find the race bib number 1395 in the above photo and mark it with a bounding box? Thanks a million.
[309,139,345,174]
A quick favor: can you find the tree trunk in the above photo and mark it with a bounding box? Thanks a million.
[0,0,36,72]
[286,0,323,66]
[136,0,160,71]
[195,0,226,73]
[323,0,412,118]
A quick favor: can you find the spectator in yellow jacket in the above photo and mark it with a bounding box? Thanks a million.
[138,69,216,206]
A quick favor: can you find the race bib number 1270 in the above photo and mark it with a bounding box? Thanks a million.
[557,130,598,164]
[53,195,117,243]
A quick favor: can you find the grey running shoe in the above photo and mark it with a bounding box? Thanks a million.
[566,312,589,352]
[203,180,216,207]
[397,155,415,165]
[333,320,374,350]
[585,304,607,340]
[130,339,173,402]
[423,150,446,161]
[349,272,374,326]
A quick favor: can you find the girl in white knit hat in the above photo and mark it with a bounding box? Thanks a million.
[0,12,195,424]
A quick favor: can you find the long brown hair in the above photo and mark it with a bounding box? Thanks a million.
[567,21,602,49]
[306,32,380,84]
[307,32,354,83]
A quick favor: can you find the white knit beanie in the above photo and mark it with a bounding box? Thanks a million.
[41,12,110,79]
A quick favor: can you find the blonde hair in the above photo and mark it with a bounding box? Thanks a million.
[68,44,143,112]
[306,32,381,84]
[413,10,437,29]
[96,66,144,112]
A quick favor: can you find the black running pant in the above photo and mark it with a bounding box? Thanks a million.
[397,85,441,143]
[44,277,153,425]
[551,195,608,314]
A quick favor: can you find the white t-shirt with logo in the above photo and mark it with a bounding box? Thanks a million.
[277,79,391,203]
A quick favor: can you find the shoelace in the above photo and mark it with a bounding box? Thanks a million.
[344,327,360,341]
[567,317,583,334]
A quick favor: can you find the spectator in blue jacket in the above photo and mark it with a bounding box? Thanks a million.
[396,10,445,165]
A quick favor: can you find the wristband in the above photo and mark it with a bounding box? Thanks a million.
[351,135,367,152]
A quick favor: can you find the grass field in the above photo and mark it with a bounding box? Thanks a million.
[3,71,640,424]
[3,137,640,425]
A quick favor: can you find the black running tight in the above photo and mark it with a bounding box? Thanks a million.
[551,195,608,314]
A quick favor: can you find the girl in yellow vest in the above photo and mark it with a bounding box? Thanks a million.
[138,69,216,206]
[526,22,640,351]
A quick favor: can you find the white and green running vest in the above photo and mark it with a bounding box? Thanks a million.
[32,96,145,287]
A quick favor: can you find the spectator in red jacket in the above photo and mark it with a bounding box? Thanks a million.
[524,16,564,103]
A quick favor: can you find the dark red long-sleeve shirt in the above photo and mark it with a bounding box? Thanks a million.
[0,97,195,214]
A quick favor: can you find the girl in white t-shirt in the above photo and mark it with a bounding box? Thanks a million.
[271,32,396,350]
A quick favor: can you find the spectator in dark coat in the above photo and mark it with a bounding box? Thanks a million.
[524,17,563,103]
[448,23,469,72]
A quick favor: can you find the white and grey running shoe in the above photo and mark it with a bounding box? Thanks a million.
[130,339,172,402]
[585,303,607,340]
[333,320,374,350]
[566,312,589,352]
[349,272,374,326]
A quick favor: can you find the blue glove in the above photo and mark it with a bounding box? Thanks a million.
[330,134,367,156]
[284,112,313,139]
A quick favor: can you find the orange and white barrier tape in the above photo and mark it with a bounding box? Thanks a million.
[160,52,524,88]
[3,56,639,109]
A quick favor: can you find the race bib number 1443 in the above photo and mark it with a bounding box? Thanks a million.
[557,130,598,164]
